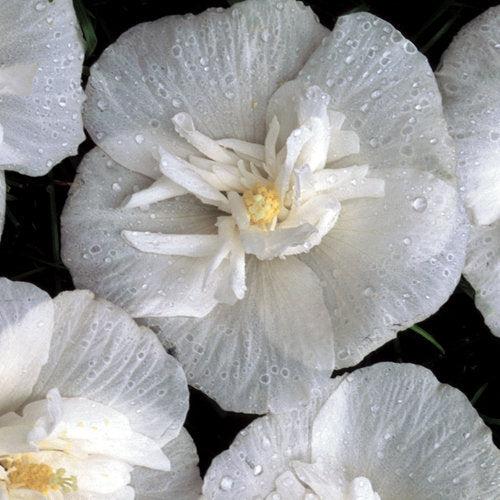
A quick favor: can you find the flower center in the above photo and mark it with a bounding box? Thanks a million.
[0,455,78,494]
[242,183,280,227]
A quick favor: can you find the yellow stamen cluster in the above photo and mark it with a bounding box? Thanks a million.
[0,455,78,494]
[243,184,280,227]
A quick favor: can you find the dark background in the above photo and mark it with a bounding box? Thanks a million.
[1,0,499,475]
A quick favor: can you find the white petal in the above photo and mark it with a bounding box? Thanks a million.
[204,363,500,499]
[35,451,132,495]
[327,130,360,162]
[0,278,54,414]
[0,63,37,96]
[144,257,335,414]
[264,115,280,176]
[29,290,189,445]
[0,424,34,455]
[159,147,228,208]
[65,487,134,500]
[227,191,250,229]
[131,428,202,500]
[218,138,265,162]
[294,12,454,178]
[0,0,85,175]
[464,223,500,336]
[279,195,341,256]
[267,82,331,171]
[121,177,187,209]
[315,166,385,201]
[202,382,336,498]
[61,148,220,318]
[437,6,500,225]
[24,396,170,470]
[309,363,500,498]
[240,223,317,260]
[122,231,219,257]
[276,125,313,199]
[172,113,237,164]
[299,168,467,368]
[84,0,326,170]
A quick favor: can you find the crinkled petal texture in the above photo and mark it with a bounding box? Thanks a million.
[437,6,500,336]
[283,12,467,368]
[464,223,500,335]
[437,6,500,226]
[0,0,85,175]
[294,12,455,178]
[61,150,334,413]
[0,279,201,498]
[29,289,190,445]
[299,166,467,368]
[0,278,53,415]
[203,363,500,500]
[61,148,221,318]
[131,429,202,500]
[144,257,335,414]
[64,5,466,413]
[84,0,327,177]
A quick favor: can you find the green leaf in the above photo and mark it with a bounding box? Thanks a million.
[73,0,97,58]
[409,325,445,355]
[481,414,500,426]
[471,382,488,406]
[420,7,463,54]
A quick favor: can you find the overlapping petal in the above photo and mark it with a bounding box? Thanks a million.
[299,167,467,368]
[437,6,500,336]
[0,278,53,415]
[0,0,85,175]
[84,0,327,176]
[203,363,500,499]
[61,148,221,318]
[63,0,467,414]
[29,289,189,445]
[144,257,335,414]
[131,429,202,500]
[0,279,201,497]
[464,224,500,335]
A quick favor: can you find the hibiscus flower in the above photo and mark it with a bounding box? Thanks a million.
[0,278,201,498]
[203,363,500,499]
[62,0,467,413]
[437,6,500,336]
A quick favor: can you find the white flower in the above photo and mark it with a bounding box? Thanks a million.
[0,278,201,498]
[203,363,500,499]
[62,0,467,413]
[0,0,86,236]
[437,6,500,336]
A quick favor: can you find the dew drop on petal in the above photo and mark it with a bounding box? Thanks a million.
[219,476,234,491]
[411,196,427,212]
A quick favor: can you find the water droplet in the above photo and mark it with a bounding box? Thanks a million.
[135,134,144,144]
[112,183,122,192]
[260,30,270,42]
[96,99,109,114]
[219,476,234,491]
[411,196,427,212]
[35,2,46,11]
[253,465,263,476]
